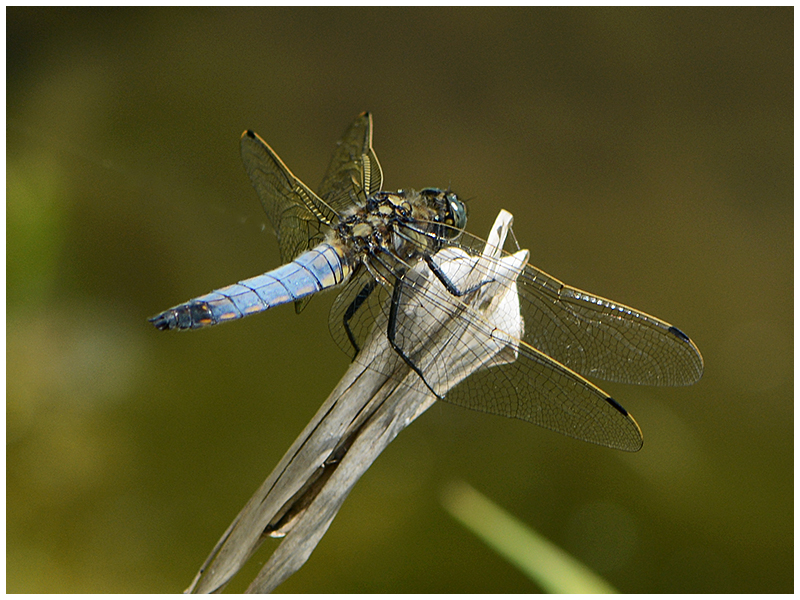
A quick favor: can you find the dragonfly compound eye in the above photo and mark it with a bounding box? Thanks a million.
[446,193,468,235]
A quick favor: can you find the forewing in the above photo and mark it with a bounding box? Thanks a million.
[240,130,336,265]
[318,112,384,212]
[447,230,704,387]
[516,262,704,386]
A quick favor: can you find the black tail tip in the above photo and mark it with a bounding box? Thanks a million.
[149,312,176,331]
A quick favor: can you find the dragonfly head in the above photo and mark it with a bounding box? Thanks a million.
[420,188,468,239]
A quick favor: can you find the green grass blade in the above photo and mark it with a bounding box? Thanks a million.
[441,481,618,594]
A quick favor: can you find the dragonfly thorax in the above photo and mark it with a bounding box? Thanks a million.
[331,189,467,266]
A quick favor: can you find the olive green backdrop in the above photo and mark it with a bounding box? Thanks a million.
[7,7,792,593]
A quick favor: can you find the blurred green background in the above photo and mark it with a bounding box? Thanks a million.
[7,7,792,593]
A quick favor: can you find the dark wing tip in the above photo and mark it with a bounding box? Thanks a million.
[241,129,257,140]
[668,325,705,384]
[605,395,630,417]
[357,112,373,129]
[605,396,644,452]
[668,325,691,343]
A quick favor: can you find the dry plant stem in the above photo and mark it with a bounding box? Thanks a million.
[186,352,428,593]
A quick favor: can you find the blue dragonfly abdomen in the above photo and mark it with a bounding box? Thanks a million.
[150,243,351,331]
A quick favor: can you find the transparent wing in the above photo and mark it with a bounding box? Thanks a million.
[326,221,702,451]
[240,130,337,266]
[515,260,704,386]
[434,229,704,387]
[445,341,645,451]
[317,112,383,213]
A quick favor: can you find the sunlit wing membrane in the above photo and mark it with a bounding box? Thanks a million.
[318,112,384,212]
[240,130,337,264]
[516,263,704,386]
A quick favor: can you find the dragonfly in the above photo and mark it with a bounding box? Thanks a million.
[150,112,703,452]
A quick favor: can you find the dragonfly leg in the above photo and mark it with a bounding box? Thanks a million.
[386,277,443,399]
[424,254,492,297]
[342,279,377,357]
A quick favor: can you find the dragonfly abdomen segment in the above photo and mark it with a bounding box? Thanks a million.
[150,243,351,330]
